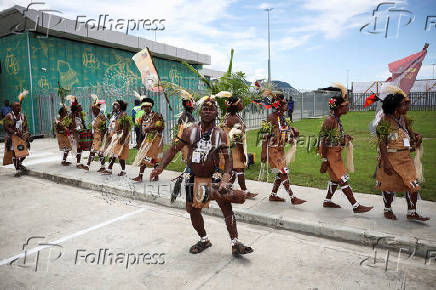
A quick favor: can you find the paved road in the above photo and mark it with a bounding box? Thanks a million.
[0,170,435,289]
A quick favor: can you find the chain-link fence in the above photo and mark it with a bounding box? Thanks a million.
[1,87,333,144]
[350,92,436,111]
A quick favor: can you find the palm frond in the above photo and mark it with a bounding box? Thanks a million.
[182,61,213,91]
[225,48,234,78]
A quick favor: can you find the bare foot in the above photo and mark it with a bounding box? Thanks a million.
[323,201,341,208]
[384,209,397,220]
[269,195,285,202]
[353,205,373,213]
[407,212,430,221]
[118,171,126,177]
[132,175,143,182]
[291,196,306,205]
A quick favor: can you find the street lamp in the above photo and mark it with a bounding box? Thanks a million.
[432,63,435,79]
[265,8,273,85]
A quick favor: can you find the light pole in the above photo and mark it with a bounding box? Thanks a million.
[346,69,350,90]
[432,63,435,79]
[265,8,273,85]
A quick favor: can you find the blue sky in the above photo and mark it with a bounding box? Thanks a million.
[1,0,435,90]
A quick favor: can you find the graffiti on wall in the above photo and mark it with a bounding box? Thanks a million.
[5,48,19,75]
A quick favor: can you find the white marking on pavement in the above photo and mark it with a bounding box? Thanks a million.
[0,207,145,266]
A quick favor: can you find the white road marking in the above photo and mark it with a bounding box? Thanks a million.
[0,207,145,266]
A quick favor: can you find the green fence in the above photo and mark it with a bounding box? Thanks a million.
[0,32,201,135]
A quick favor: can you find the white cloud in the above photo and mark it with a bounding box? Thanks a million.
[290,0,382,39]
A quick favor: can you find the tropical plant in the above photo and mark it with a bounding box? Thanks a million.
[57,82,70,106]
[182,49,260,116]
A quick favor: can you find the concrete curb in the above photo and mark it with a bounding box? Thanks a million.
[28,169,436,258]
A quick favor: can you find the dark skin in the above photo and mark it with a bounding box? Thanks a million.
[140,105,161,136]
[379,100,422,176]
[150,102,232,192]
[132,104,164,181]
[226,101,246,164]
[320,103,352,174]
[261,99,299,163]
[4,102,27,138]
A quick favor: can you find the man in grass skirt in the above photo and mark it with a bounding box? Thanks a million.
[55,105,72,166]
[2,90,31,177]
[319,83,372,214]
[150,96,254,256]
[375,85,429,221]
[260,90,306,205]
[131,97,164,182]
[101,100,132,176]
[222,94,257,199]
[83,95,107,172]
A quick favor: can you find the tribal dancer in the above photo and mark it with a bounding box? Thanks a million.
[319,84,372,213]
[83,95,107,172]
[376,86,429,221]
[132,97,164,182]
[68,96,88,169]
[2,90,30,177]
[102,100,132,176]
[150,96,253,256]
[55,105,72,166]
[169,90,196,201]
[223,95,257,199]
[261,90,306,204]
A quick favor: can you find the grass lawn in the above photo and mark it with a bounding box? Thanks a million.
[126,111,436,201]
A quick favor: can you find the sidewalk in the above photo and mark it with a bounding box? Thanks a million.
[2,138,436,257]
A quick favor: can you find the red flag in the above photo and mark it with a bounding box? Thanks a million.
[254,81,261,88]
[364,93,377,108]
[385,43,428,95]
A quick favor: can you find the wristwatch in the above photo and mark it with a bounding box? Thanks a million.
[321,158,328,162]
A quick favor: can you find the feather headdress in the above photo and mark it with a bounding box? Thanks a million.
[197,95,217,109]
[381,84,406,98]
[215,91,232,99]
[332,82,347,100]
[91,94,100,108]
[17,90,29,105]
[66,95,78,107]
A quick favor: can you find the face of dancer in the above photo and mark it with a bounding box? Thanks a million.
[235,101,243,112]
[12,102,21,114]
[201,102,218,123]
[397,99,410,115]
[60,108,67,118]
[337,101,349,116]
[113,102,120,113]
[92,106,100,117]
[143,105,152,114]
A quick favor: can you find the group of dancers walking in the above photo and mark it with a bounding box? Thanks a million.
[3,82,429,256]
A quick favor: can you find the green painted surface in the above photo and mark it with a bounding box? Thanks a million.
[0,32,202,134]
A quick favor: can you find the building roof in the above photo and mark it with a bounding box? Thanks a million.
[0,5,211,65]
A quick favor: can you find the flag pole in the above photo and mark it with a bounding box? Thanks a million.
[146,47,172,111]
